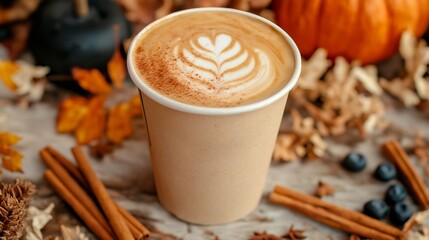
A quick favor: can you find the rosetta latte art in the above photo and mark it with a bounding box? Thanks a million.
[173,33,274,96]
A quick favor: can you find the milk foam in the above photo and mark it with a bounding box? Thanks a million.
[132,11,294,107]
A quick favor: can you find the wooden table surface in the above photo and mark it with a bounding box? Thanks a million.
[1,84,428,240]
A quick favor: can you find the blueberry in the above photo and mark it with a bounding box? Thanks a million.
[385,184,406,205]
[374,163,397,182]
[363,199,389,219]
[341,152,367,172]
[390,202,413,225]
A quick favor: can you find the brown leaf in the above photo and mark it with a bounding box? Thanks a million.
[75,96,107,145]
[89,139,115,159]
[72,67,111,94]
[314,181,334,198]
[249,231,282,240]
[56,97,89,133]
[0,60,20,90]
[107,102,133,144]
[282,225,306,240]
[107,25,126,90]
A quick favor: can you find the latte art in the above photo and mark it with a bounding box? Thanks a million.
[174,34,274,97]
[132,11,295,107]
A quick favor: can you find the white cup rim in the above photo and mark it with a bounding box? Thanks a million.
[127,7,301,116]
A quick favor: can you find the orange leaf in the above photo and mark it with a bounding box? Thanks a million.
[0,132,21,146]
[57,96,89,133]
[0,60,20,90]
[72,67,111,94]
[108,47,126,90]
[129,95,143,117]
[75,96,107,144]
[107,102,133,144]
[2,148,23,173]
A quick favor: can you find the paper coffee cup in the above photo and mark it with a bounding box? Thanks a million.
[127,7,301,225]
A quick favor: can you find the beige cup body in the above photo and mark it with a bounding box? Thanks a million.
[141,93,288,224]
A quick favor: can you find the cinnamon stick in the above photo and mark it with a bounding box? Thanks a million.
[44,146,150,238]
[382,140,429,209]
[269,192,396,240]
[72,146,134,240]
[40,149,114,236]
[44,170,114,240]
[274,185,402,238]
[45,146,89,188]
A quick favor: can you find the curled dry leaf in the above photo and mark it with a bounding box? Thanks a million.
[0,60,49,101]
[403,209,429,240]
[314,181,334,198]
[0,132,23,173]
[24,203,55,240]
[292,50,386,138]
[107,102,133,144]
[60,225,89,240]
[71,67,111,95]
[383,31,429,106]
[273,109,326,162]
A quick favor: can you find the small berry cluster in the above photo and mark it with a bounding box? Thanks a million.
[341,152,413,226]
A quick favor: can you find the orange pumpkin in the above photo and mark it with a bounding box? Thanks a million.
[273,0,429,64]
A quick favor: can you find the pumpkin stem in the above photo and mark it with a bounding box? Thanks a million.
[74,0,89,17]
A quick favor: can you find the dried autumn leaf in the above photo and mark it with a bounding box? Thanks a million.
[108,25,126,90]
[129,95,143,117]
[75,96,107,145]
[108,48,126,90]
[0,132,21,146]
[2,148,23,172]
[107,103,133,144]
[0,60,20,90]
[56,97,89,133]
[72,67,111,94]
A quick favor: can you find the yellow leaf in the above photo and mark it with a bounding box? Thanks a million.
[75,96,107,144]
[56,96,89,133]
[2,148,23,173]
[0,60,19,90]
[0,132,21,146]
[107,103,132,144]
[129,95,143,117]
[108,47,126,90]
[72,67,111,94]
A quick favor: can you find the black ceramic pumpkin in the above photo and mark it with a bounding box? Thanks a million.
[29,0,131,75]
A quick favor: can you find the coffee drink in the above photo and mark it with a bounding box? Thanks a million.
[132,11,295,107]
[128,8,301,224]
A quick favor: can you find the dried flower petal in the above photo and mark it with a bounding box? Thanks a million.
[107,102,133,144]
[60,225,89,240]
[72,67,111,94]
[0,133,21,146]
[24,203,54,240]
[2,148,23,173]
